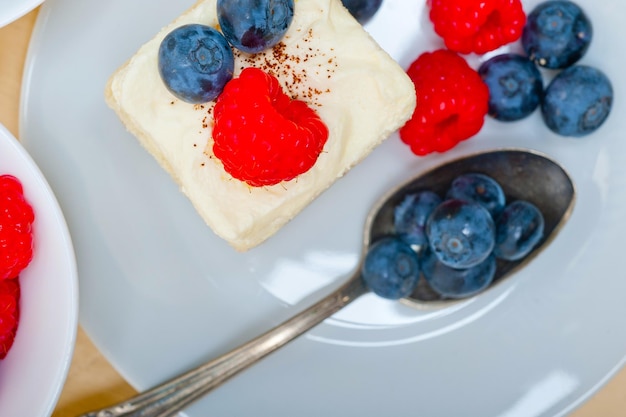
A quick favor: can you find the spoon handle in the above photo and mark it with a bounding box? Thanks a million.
[78,273,367,417]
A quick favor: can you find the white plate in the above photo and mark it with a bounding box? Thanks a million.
[19,0,626,416]
[0,123,77,417]
[0,0,43,27]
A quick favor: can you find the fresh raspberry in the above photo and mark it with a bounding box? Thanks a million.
[0,175,35,280]
[399,49,489,156]
[0,278,20,359]
[428,0,526,54]
[212,67,329,187]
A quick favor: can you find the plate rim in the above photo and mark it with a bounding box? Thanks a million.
[16,0,626,416]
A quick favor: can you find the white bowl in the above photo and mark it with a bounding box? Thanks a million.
[0,123,77,417]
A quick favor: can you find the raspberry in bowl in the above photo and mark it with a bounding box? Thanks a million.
[0,123,78,417]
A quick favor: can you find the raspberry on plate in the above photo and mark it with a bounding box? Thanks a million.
[399,49,489,155]
[0,278,20,359]
[428,0,526,54]
[212,67,329,187]
[0,175,35,281]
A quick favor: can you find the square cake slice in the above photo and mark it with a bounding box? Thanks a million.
[105,0,416,251]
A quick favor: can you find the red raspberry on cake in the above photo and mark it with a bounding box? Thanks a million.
[0,175,35,281]
[0,278,20,359]
[399,49,489,156]
[428,0,526,54]
[212,67,329,187]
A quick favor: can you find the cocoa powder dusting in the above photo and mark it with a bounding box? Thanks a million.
[230,28,336,105]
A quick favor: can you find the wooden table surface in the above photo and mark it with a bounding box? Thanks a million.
[1,7,625,417]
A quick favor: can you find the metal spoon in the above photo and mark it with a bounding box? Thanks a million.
[78,148,575,417]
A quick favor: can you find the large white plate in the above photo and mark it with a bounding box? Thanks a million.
[0,122,77,417]
[0,0,43,27]
[20,0,626,415]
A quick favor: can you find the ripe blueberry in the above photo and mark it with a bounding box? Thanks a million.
[542,65,613,137]
[426,199,495,269]
[362,237,421,300]
[422,248,496,299]
[478,53,544,122]
[394,191,442,251]
[341,0,383,24]
[158,24,234,104]
[522,0,592,69]
[217,0,294,54]
[494,200,545,261]
[446,173,506,218]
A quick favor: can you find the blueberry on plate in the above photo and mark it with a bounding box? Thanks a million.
[426,199,495,269]
[393,191,442,251]
[217,0,294,54]
[494,200,545,261]
[522,0,592,69]
[422,248,496,299]
[478,53,544,122]
[341,0,383,24]
[541,65,613,137]
[446,173,506,218]
[158,24,234,104]
[361,237,420,300]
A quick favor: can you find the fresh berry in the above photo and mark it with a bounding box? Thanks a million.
[0,175,35,281]
[422,248,496,299]
[446,173,506,218]
[541,65,613,137]
[217,0,294,54]
[212,67,329,187]
[478,53,544,122]
[341,0,383,24]
[426,199,495,269]
[361,237,421,300]
[394,191,442,251]
[399,50,489,155]
[494,200,544,261]
[158,24,234,104]
[0,278,20,359]
[428,0,526,54]
[522,0,592,69]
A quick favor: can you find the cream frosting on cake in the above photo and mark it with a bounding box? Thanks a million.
[105,0,416,251]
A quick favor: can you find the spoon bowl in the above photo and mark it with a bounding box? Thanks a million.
[79,148,575,417]
[364,148,576,309]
